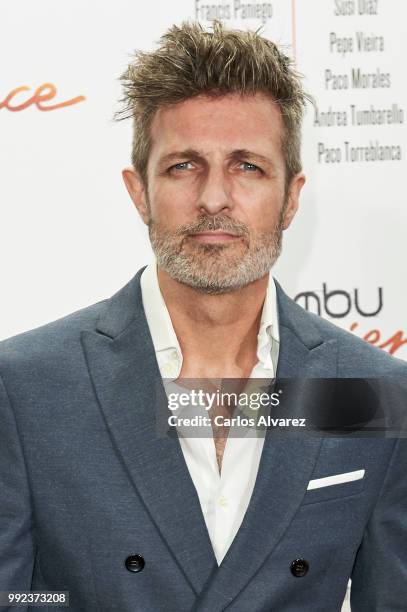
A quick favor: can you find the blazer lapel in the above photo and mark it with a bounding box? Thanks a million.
[193,280,339,611]
[81,269,217,596]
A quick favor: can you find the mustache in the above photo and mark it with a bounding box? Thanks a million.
[174,215,249,238]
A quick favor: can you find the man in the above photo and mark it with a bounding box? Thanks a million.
[0,21,406,612]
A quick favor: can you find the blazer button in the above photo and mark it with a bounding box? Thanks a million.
[125,554,145,573]
[290,558,309,577]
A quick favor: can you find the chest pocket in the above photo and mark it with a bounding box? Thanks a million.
[302,469,365,505]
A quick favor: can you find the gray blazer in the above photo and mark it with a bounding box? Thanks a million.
[1,267,406,611]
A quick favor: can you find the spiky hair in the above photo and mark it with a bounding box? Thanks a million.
[115,20,311,187]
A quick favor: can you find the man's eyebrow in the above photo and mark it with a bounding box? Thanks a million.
[229,149,274,166]
[157,149,205,166]
[157,148,275,167]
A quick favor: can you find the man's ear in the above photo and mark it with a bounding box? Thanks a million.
[122,167,150,225]
[282,172,306,230]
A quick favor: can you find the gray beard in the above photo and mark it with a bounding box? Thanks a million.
[148,212,284,295]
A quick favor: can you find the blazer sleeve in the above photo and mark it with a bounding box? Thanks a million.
[350,437,407,610]
[0,372,36,605]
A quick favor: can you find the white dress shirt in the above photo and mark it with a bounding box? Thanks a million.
[140,262,280,564]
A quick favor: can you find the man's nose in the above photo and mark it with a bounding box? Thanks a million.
[197,167,233,216]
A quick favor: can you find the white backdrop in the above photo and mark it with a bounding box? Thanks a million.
[281,0,407,363]
[1,2,406,607]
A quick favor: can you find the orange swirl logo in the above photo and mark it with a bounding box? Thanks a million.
[0,82,85,112]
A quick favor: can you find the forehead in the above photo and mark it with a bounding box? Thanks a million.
[148,93,284,160]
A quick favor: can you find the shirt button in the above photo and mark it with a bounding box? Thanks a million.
[218,496,228,507]
[171,350,179,360]
[162,363,174,376]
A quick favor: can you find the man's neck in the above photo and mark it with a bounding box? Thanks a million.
[157,267,269,378]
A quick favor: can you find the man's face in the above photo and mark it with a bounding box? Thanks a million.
[123,92,304,293]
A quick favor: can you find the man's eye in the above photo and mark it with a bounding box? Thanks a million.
[170,162,193,171]
[240,162,260,172]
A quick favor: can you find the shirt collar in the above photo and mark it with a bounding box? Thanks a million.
[256,272,280,371]
[140,261,182,355]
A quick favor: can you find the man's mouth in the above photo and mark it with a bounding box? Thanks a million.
[187,229,242,244]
